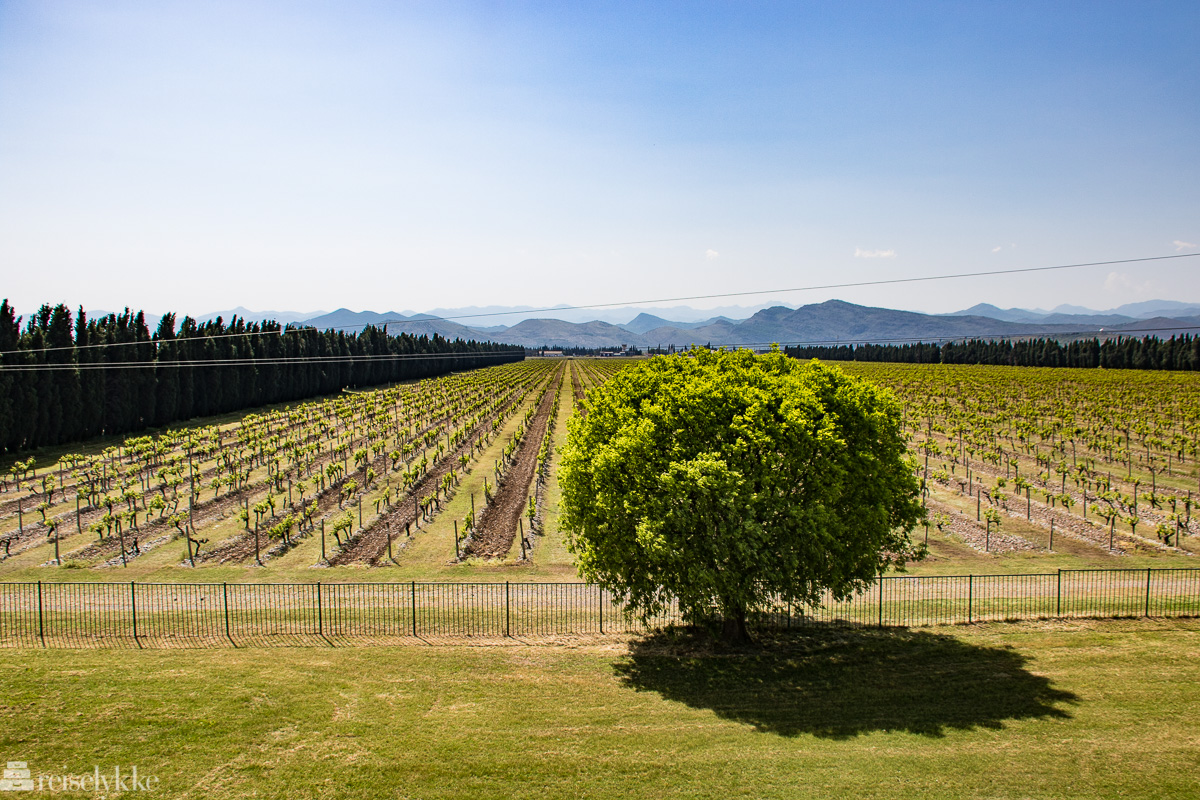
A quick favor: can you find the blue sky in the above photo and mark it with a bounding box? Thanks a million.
[1,0,1197,319]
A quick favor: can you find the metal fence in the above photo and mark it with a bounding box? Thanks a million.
[0,569,1197,648]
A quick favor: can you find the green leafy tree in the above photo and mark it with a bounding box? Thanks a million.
[560,350,924,644]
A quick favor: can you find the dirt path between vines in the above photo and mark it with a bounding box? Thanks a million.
[925,496,1037,554]
[328,384,540,566]
[464,370,562,559]
[571,365,585,407]
[2,387,486,564]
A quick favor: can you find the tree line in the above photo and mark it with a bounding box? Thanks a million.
[784,334,1200,371]
[0,301,523,454]
[529,346,644,356]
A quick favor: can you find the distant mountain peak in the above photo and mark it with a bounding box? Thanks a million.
[197,297,1200,350]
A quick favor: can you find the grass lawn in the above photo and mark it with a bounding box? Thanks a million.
[1,618,1198,799]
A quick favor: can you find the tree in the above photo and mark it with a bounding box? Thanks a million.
[559,349,925,644]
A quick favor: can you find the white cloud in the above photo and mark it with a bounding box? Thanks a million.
[1104,271,1155,296]
[991,245,1003,253]
[1174,239,1197,251]
[854,247,896,259]
[705,249,719,260]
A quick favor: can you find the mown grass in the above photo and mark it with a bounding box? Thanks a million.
[0,618,1197,799]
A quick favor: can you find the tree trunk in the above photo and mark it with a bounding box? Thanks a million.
[720,605,752,646]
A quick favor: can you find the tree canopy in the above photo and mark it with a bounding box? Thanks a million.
[559,349,925,642]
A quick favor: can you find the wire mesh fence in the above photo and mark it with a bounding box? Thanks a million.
[0,569,1197,647]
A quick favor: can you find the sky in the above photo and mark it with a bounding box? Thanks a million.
[1,0,1198,321]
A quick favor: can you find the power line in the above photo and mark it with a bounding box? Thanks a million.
[366,252,1200,329]
[694,323,1200,351]
[6,321,1198,372]
[0,349,524,372]
[4,251,1197,356]
[5,325,323,356]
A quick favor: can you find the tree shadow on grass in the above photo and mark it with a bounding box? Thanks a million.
[613,625,1078,739]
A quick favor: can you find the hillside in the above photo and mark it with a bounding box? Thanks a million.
[263,299,1200,350]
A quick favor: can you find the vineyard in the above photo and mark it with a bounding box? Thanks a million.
[2,356,1199,583]
[0,359,623,580]
[838,362,1200,562]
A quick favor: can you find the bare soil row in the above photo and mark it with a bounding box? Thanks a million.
[464,369,564,559]
[328,376,551,566]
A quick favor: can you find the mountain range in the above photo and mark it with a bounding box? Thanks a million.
[280,300,1200,349]
[73,299,1199,350]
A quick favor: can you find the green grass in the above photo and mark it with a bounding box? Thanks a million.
[1,618,1197,798]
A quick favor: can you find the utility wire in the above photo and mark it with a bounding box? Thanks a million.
[367,252,1200,329]
[0,350,525,372]
[7,321,1199,371]
[688,323,1200,352]
[4,251,1197,356]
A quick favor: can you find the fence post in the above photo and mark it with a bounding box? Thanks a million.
[36,581,44,648]
[878,578,884,628]
[34,571,1200,647]
[223,582,231,644]
[1145,568,1152,618]
[1056,570,1062,618]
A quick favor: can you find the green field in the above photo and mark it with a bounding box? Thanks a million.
[3,360,1200,798]
[3,359,1200,585]
[1,618,1197,799]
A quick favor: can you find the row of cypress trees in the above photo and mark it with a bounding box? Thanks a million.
[784,334,1200,370]
[0,301,522,454]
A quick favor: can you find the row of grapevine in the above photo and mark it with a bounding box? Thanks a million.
[0,300,521,452]
[0,360,559,570]
[837,363,1200,554]
[325,362,559,565]
[458,363,566,559]
[522,371,565,556]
